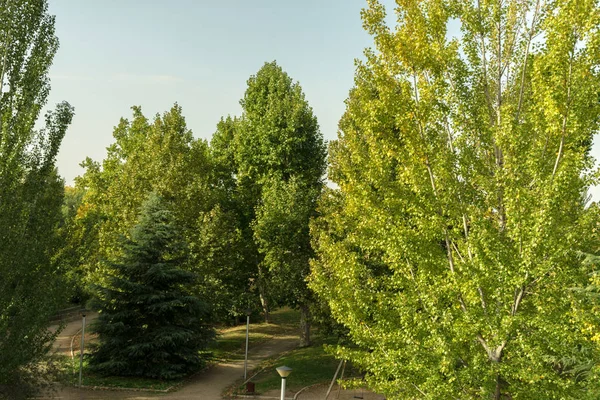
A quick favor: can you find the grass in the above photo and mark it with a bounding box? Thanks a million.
[56,307,301,391]
[230,333,358,396]
[56,357,180,391]
[210,308,299,361]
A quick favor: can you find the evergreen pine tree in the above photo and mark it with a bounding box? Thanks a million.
[89,193,214,379]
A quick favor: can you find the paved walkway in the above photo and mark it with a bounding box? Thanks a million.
[42,318,384,400]
[49,313,98,356]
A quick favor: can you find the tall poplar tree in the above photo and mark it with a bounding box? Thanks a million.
[212,62,326,336]
[0,0,74,396]
[311,0,600,398]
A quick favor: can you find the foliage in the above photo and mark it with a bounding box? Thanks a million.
[68,104,212,290]
[54,185,89,303]
[188,204,251,321]
[211,61,326,337]
[253,176,321,345]
[310,0,600,398]
[89,193,214,380]
[0,0,74,396]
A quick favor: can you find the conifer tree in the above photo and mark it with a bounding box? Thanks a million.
[90,193,214,379]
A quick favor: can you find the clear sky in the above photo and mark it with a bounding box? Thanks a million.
[46,0,386,184]
[46,0,600,199]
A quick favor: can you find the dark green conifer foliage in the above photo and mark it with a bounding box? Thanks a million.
[89,193,214,379]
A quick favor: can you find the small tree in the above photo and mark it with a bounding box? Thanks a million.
[89,193,214,380]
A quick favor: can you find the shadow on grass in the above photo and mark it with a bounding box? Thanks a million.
[210,307,300,362]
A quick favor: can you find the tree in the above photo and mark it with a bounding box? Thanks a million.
[89,193,214,379]
[253,177,320,346]
[211,61,326,329]
[69,105,212,290]
[54,185,89,303]
[0,0,74,396]
[187,204,251,322]
[310,0,600,398]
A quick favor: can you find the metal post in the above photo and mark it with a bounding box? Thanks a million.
[78,313,86,387]
[244,314,250,380]
[280,376,286,400]
[276,366,292,400]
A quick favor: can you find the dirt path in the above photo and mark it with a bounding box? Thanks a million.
[41,318,298,400]
[49,313,98,356]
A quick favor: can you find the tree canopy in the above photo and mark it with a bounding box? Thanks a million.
[310,0,600,398]
[68,104,211,289]
[211,61,326,341]
[0,0,73,396]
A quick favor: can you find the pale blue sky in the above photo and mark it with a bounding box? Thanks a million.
[46,0,388,184]
[46,0,600,199]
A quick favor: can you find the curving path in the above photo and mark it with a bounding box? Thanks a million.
[41,317,298,400]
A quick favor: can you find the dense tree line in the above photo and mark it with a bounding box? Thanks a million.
[58,61,326,373]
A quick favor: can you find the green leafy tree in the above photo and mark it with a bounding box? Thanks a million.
[0,0,74,396]
[310,0,600,398]
[253,177,320,346]
[69,105,212,289]
[188,204,250,321]
[89,193,214,379]
[54,185,89,303]
[211,62,326,327]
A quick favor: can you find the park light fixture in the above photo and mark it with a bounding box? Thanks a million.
[244,308,252,380]
[276,366,292,400]
[78,309,88,387]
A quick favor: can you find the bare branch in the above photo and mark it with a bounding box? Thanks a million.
[552,56,574,178]
[516,0,542,121]
[477,334,506,362]
[478,286,487,312]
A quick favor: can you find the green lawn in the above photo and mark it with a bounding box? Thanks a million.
[56,357,179,391]
[210,307,299,361]
[230,333,357,396]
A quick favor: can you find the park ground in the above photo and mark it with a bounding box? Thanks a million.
[39,309,384,400]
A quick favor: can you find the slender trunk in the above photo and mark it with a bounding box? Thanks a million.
[494,374,501,400]
[257,265,270,323]
[259,290,269,323]
[493,374,509,399]
[299,303,311,347]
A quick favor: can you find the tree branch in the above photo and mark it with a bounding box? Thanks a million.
[515,0,542,121]
[552,56,573,179]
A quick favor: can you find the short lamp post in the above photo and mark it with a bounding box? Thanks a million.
[244,308,252,380]
[78,310,87,387]
[276,366,292,400]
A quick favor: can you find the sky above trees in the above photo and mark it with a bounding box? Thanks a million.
[44,0,379,183]
[45,0,600,200]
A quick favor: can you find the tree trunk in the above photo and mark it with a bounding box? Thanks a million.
[299,304,311,347]
[493,374,510,399]
[259,290,269,323]
[494,375,501,400]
